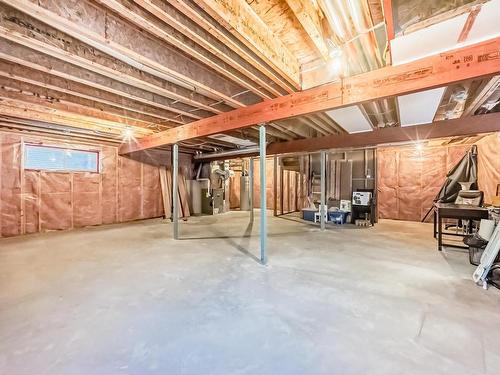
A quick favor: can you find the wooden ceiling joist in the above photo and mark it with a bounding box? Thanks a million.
[463,75,500,116]
[96,0,276,100]
[0,62,185,126]
[166,0,295,94]
[0,108,236,151]
[0,91,161,133]
[298,117,329,136]
[0,45,210,121]
[267,112,500,155]
[256,125,294,141]
[192,0,301,89]
[1,0,252,108]
[305,114,342,135]
[0,77,176,131]
[120,37,500,154]
[0,27,218,117]
[382,0,395,40]
[316,113,345,134]
[273,120,311,139]
[0,118,133,145]
[284,0,329,59]
[127,0,284,98]
[0,101,153,137]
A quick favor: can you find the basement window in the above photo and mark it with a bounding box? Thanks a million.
[24,144,99,173]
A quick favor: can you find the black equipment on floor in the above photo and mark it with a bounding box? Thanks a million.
[350,189,375,225]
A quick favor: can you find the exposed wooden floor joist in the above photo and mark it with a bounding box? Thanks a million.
[267,112,500,155]
[120,38,500,154]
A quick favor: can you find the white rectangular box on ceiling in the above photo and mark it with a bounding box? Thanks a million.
[390,0,500,65]
[397,87,446,127]
[325,105,373,134]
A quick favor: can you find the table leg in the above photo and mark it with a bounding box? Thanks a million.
[433,209,437,239]
[438,213,443,251]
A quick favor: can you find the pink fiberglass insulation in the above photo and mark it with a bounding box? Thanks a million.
[0,130,185,238]
[23,170,40,234]
[377,134,500,222]
[477,134,500,204]
[142,163,163,219]
[73,173,101,228]
[101,147,117,224]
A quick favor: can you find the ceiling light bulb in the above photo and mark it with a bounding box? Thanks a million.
[123,128,134,141]
[331,56,342,76]
[328,47,343,76]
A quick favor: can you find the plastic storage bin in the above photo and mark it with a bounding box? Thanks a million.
[328,211,349,224]
[302,208,316,222]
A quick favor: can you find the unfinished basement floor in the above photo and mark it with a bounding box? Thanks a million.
[1,211,499,375]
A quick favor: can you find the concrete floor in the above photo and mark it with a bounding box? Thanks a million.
[1,211,499,375]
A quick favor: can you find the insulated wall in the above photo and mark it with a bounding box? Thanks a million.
[377,133,500,222]
[0,131,188,238]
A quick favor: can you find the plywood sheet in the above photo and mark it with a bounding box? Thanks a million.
[229,172,241,209]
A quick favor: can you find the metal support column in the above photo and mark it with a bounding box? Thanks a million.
[249,157,254,222]
[273,155,278,217]
[259,125,267,264]
[320,150,326,231]
[172,143,179,239]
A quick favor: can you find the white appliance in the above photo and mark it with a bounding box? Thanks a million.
[352,192,372,206]
[340,200,352,212]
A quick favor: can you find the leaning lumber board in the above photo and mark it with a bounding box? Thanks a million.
[159,167,171,219]
[178,174,191,218]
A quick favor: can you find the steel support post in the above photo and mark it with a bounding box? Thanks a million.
[249,157,254,222]
[259,125,267,264]
[320,150,326,231]
[172,143,179,239]
[273,155,278,217]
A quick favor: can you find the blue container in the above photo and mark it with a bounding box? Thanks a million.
[302,209,316,222]
[328,211,349,224]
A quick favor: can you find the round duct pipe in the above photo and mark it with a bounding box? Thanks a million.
[193,146,260,161]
